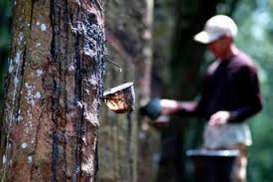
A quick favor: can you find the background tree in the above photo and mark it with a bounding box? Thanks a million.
[0,0,105,181]
[152,0,219,181]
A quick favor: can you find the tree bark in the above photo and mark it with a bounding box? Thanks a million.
[1,0,105,181]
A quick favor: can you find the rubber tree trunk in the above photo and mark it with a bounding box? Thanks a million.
[0,0,105,181]
[97,0,153,182]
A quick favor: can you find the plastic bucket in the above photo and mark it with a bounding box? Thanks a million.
[186,149,239,182]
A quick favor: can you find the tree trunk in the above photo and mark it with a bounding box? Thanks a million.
[97,0,153,181]
[0,0,105,181]
[152,0,220,181]
[157,0,218,181]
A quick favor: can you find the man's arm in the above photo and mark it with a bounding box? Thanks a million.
[160,99,199,116]
[209,65,263,125]
[229,65,263,122]
[140,98,200,120]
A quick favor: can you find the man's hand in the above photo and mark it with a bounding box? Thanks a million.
[160,99,181,115]
[139,99,162,120]
[208,111,231,126]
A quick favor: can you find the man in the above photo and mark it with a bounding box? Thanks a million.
[141,15,262,182]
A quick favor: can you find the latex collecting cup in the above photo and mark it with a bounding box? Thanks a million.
[103,82,135,113]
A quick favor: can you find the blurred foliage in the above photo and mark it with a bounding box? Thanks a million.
[0,0,12,104]
[0,0,12,53]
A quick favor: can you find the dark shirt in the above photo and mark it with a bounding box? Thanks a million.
[180,51,262,123]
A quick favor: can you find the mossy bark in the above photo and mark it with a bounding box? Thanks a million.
[0,0,105,181]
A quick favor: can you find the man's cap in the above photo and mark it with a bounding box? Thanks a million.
[194,15,238,44]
